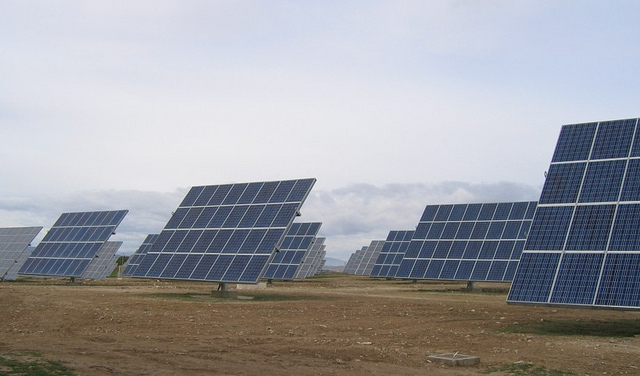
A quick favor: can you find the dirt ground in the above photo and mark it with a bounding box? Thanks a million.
[1,274,640,375]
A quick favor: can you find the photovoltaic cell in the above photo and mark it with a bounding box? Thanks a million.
[344,247,366,275]
[130,179,315,283]
[351,240,385,276]
[396,201,536,282]
[18,210,128,277]
[295,237,326,279]
[0,227,42,280]
[81,241,122,280]
[122,234,158,276]
[370,230,414,278]
[4,247,34,281]
[508,118,640,309]
[263,222,322,280]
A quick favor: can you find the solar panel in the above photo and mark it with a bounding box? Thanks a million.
[370,230,414,278]
[295,237,326,279]
[81,241,122,280]
[19,210,128,277]
[130,178,316,283]
[308,243,325,276]
[353,240,385,276]
[508,118,640,309]
[0,227,42,280]
[4,247,34,281]
[263,222,322,281]
[396,201,537,282]
[122,234,158,277]
[344,247,366,274]
[315,256,326,274]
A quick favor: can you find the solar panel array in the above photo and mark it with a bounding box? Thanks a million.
[396,202,537,282]
[354,240,385,275]
[263,222,322,280]
[344,247,366,274]
[295,237,326,279]
[19,210,128,277]
[81,241,122,280]
[0,227,42,280]
[122,234,158,277]
[508,118,640,309]
[130,178,316,283]
[0,228,41,279]
[5,247,34,281]
[370,230,414,278]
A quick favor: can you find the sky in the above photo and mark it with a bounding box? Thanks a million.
[2,1,640,262]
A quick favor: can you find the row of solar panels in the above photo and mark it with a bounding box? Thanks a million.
[0,178,326,283]
[121,223,327,281]
[345,201,536,280]
[0,226,122,281]
[345,117,640,310]
[5,117,640,310]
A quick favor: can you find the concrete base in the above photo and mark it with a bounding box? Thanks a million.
[428,353,480,366]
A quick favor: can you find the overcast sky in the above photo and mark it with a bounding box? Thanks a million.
[2,1,639,261]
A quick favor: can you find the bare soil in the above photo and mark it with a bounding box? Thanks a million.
[1,274,640,375]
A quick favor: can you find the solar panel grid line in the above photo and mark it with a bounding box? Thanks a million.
[131,179,315,283]
[508,118,640,309]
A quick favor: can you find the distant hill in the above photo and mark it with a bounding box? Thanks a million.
[324,257,345,267]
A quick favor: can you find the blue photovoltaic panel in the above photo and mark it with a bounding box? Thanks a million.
[82,241,122,280]
[508,118,640,309]
[0,227,42,280]
[396,201,536,282]
[122,234,158,276]
[18,210,128,277]
[263,222,322,280]
[370,230,414,278]
[130,179,316,283]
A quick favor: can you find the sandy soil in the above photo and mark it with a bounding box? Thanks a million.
[1,274,640,375]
